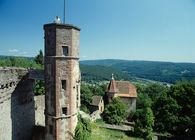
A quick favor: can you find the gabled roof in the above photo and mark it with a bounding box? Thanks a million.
[91,96,103,106]
[116,81,137,97]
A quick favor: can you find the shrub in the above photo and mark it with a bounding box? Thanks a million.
[74,115,92,140]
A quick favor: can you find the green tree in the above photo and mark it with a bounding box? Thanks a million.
[103,97,128,124]
[80,84,93,112]
[34,50,44,65]
[153,92,180,133]
[74,115,92,140]
[34,80,45,95]
[0,56,42,69]
[133,93,154,140]
[151,81,195,137]
[168,81,195,135]
[144,83,167,101]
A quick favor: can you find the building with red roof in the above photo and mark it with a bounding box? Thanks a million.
[105,74,137,114]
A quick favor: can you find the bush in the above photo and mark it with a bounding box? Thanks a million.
[74,115,92,140]
[102,97,128,125]
[34,80,45,95]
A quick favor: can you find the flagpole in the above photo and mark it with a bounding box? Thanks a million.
[64,0,65,24]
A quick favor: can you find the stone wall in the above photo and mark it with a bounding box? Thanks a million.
[120,97,136,112]
[34,95,45,126]
[0,67,35,140]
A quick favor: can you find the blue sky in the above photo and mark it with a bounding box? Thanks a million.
[0,0,195,62]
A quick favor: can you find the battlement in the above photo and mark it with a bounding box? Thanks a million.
[0,67,36,140]
[0,67,44,104]
[0,67,28,84]
[0,67,28,104]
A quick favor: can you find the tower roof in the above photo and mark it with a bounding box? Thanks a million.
[106,77,119,93]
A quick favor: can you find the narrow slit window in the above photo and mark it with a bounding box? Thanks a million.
[62,107,67,115]
[62,46,68,56]
[62,80,66,90]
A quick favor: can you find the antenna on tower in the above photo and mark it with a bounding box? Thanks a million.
[63,0,65,24]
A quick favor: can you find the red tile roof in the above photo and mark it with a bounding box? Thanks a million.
[107,80,137,98]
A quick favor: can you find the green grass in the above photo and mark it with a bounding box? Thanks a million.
[90,123,143,140]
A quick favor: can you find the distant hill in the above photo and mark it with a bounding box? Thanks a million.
[1,55,195,83]
[80,64,134,82]
[0,55,34,61]
[0,56,134,82]
[81,59,195,83]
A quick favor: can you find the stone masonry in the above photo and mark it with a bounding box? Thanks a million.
[44,23,81,140]
[0,67,35,140]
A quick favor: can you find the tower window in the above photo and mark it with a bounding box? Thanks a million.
[76,85,79,94]
[62,107,67,115]
[62,46,68,56]
[61,80,66,90]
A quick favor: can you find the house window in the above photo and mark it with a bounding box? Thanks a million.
[62,107,67,115]
[62,46,68,56]
[61,80,66,90]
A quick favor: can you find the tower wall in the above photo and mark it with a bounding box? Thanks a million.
[44,24,80,140]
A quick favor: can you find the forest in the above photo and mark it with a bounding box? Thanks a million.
[81,59,195,83]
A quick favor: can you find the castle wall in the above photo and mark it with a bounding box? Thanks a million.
[35,95,45,126]
[0,67,35,140]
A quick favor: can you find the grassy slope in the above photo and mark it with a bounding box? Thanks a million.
[91,126,143,140]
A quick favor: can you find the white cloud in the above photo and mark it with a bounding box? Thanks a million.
[20,51,27,54]
[81,55,87,58]
[8,49,19,53]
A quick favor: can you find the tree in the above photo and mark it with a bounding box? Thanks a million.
[151,81,195,137]
[168,81,195,135]
[153,92,180,133]
[74,115,92,140]
[133,93,154,140]
[80,84,93,112]
[34,50,44,65]
[0,56,42,68]
[102,97,128,125]
[34,80,45,95]
[143,83,167,101]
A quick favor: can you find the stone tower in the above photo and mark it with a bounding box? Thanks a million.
[44,22,81,140]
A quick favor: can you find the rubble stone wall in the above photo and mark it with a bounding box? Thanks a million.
[0,67,35,140]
